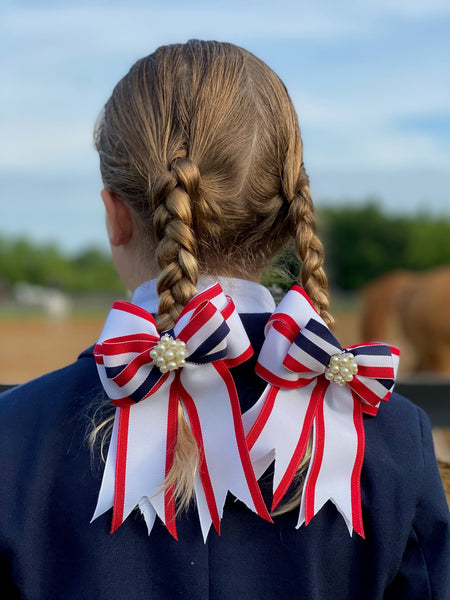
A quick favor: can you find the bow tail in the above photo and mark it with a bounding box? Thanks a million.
[180,363,271,541]
[91,407,120,524]
[91,376,180,538]
[243,379,321,510]
[299,385,365,538]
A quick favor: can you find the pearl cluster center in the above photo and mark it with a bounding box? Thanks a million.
[150,334,187,373]
[324,352,358,386]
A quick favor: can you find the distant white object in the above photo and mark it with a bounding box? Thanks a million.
[13,282,72,319]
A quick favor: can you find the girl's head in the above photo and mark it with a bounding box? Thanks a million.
[95,39,331,328]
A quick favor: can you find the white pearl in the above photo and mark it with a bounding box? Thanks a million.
[177,359,186,367]
[330,364,340,374]
[340,367,350,377]
[346,353,354,360]
[330,355,340,365]
[156,356,165,366]
[325,371,334,380]
[335,375,344,385]
[159,365,168,373]
[165,350,175,360]
[150,349,158,359]
[167,361,177,370]
[345,373,354,382]
[350,364,358,374]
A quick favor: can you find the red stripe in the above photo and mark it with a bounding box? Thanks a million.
[272,377,326,510]
[349,377,388,407]
[255,362,315,389]
[356,365,394,379]
[164,375,179,540]
[110,367,171,408]
[351,394,365,538]
[101,335,157,356]
[246,386,278,450]
[361,403,378,416]
[290,284,320,314]
[177,301,216,343]
[270,315,300,341]
[221,296,235,320]
[304,379,327,525]
[283,354,316,374]
[110,406,130,533]
[177,283,222,319]
[225,344,253,369]
[112,300,157,323]
[214,361,272,523]
[113,350,154,387]
[178,384,222,535]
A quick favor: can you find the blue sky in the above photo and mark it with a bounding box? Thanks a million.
[1,0,449,251]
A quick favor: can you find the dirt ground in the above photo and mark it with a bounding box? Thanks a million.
[0,309,448,504]
[0,315,105,384]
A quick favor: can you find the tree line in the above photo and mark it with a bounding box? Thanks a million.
[1,203,449,294]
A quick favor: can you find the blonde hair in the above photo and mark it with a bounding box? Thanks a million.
[94,40,332,515]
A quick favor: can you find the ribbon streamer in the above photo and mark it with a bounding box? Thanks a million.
[243,284,399,537]
[92,283,271,540]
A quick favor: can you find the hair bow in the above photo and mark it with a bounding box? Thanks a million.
[243,284,399,537]
[92,283,271,540]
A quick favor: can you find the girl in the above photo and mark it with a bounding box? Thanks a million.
[0,40,448,599]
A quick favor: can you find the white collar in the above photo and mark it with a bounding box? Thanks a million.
[132,276,276,314]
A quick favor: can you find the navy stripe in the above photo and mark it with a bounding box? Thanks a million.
[352,345,390,357]
[161,328,175,338]
[105,365,124,379]
[187,320,230,363]
[294,333,333,367]
[189,348,228,365]
[305,318,342,349]
[128,368,162,403]
[376,378,393,391]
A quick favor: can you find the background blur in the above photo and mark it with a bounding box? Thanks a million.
[1,0,450,385]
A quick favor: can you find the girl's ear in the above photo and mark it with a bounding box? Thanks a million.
[101,189,134,246]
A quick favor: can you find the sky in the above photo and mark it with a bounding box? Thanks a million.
[1,0,449,252]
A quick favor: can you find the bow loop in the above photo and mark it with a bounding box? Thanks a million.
[174,298,231,364]
[283,318,343,376]
[94,289,244,407]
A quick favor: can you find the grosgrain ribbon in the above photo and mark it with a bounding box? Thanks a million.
[92,283,271,540]
[243,284,399,537]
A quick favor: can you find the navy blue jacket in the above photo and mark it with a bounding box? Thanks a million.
[0,314,448,599]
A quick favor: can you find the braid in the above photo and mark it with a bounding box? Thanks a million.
[288,168,334,328]
[152,155,202,514]
[153,157,200,332]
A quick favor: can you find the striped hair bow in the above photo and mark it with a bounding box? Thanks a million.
[92,283,271,540]
[243,284,399,537]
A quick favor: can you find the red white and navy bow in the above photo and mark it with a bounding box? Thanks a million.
[92,283,271,540]
[243,284,399,537]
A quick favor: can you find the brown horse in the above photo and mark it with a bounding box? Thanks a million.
[360,266,450,374]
